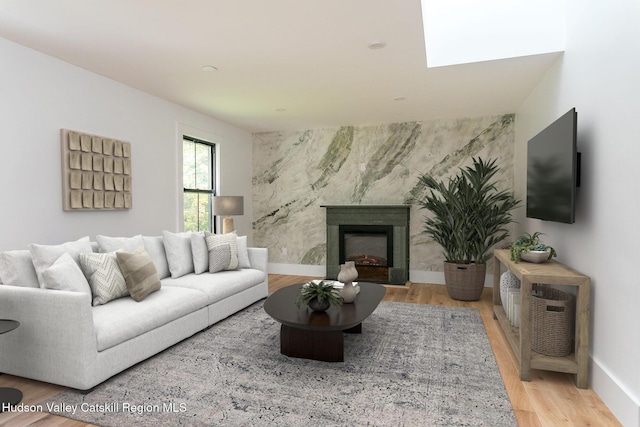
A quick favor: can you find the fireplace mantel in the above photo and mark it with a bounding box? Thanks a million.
[322,205,410,285]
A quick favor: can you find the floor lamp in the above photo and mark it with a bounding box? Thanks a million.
[213,196,244,234]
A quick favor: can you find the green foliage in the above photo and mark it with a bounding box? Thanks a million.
[296,281,343,308]
[509,232,557,263]
[416,157,521,264]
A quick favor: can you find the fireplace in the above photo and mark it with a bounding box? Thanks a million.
[339,225,393,283]
[323,205,410,285]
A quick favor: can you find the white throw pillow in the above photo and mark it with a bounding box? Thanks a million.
[162,231,195,278]
[79,252,128,306]
[190,233,208,274]
[205,233,238,271]
[236,235,251,268]
[29,236,93,286]
[142,236,170,279]
[0,250,40,288]
[96,234,144,253]
[40,253,92,296]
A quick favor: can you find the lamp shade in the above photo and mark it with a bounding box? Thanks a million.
[213,196,244,216]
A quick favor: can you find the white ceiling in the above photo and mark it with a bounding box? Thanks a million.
[0,0,562,133]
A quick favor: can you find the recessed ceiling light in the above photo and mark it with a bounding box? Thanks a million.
[368,41,386,50]
[201,65,218,72]
[393,97,406,101]
[276,108,286,112]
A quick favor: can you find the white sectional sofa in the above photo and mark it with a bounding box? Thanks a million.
[0,232,268,390]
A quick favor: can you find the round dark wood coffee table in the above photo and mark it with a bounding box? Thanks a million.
[0,319,22,413]
[264,282,385,362]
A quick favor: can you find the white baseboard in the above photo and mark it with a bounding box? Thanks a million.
[590,357,640,427]
[268,264,494,287]
[268,263,326,277]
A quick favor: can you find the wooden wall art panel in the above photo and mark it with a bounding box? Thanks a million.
[61,129,132,211]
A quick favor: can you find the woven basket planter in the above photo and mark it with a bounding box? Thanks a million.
[531,284,575,356]
[443,262,486,301]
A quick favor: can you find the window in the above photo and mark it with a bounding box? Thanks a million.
[183,136,215,232]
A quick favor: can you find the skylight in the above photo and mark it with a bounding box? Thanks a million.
[421,0,566,67]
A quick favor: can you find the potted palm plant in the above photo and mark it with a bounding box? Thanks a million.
[416,157,520,301]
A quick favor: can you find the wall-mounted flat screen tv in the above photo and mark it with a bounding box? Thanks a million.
[526,108,580,224]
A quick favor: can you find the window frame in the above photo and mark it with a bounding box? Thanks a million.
[182,135,216,232]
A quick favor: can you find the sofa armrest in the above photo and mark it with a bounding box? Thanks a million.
[247,247,268,275]
[0,285,97,384]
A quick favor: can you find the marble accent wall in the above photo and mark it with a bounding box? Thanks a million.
[252,114,515,272]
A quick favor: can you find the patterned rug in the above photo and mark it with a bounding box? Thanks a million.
[43,301,516,426]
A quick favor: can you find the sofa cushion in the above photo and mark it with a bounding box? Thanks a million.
[0,250,40,288]
[236,235,251,268]
[79,252,129,306]
[162,268,266,305]
[40,253,92,296]
[205,233,238,270]
[29,236,93,285]
[116,248,161,302]
[190,233,208,274]
[162,231,195,278]
[92,286,208,351]
[142,236,170,279]
[96,234,144,253]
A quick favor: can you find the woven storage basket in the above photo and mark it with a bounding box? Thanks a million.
[444,262,486,301]
[531,284,575,356]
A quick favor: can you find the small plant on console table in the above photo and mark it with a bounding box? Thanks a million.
[296,280,343,312]
[510,232,557,263]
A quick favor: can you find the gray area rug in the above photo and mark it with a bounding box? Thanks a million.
[43,301,516,426]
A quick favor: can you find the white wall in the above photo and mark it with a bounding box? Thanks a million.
[514,1,640,425]
[0,37,254,251]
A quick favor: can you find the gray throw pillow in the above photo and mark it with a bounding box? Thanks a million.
[116,248,161,302]
[205,233,238,270]
[208,244,232,273]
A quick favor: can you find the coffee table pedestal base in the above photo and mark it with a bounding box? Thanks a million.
[280,324,362,362]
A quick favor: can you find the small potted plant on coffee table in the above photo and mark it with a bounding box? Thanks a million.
[296,280,343,312]
[510,232,557,263]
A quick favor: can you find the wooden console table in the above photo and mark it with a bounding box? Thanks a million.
[492,249,590,389]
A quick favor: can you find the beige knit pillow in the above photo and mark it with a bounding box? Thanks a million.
[116,248,161,302]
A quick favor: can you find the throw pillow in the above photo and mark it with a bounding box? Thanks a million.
[79,251,128,306]
[29,236,93,286]
[40,253,92,296]
[142,236,170,279]
[162,230,195,278]
[96,234,144,253]
[0,250,40,288]
[236,235,251,268]
[190,233,208,274]
[208,244,232,273]
[116,248,161,302]
[205,233,238,271]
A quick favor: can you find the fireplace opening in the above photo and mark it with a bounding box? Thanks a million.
[339,225,393,283]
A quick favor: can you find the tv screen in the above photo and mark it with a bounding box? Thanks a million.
[526,108,579,224]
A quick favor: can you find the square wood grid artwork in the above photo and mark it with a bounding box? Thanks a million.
[61,129,132,210]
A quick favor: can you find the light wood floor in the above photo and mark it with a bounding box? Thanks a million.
[0,275,621,427]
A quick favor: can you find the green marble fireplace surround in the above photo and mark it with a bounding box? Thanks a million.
[323,205,410,285]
